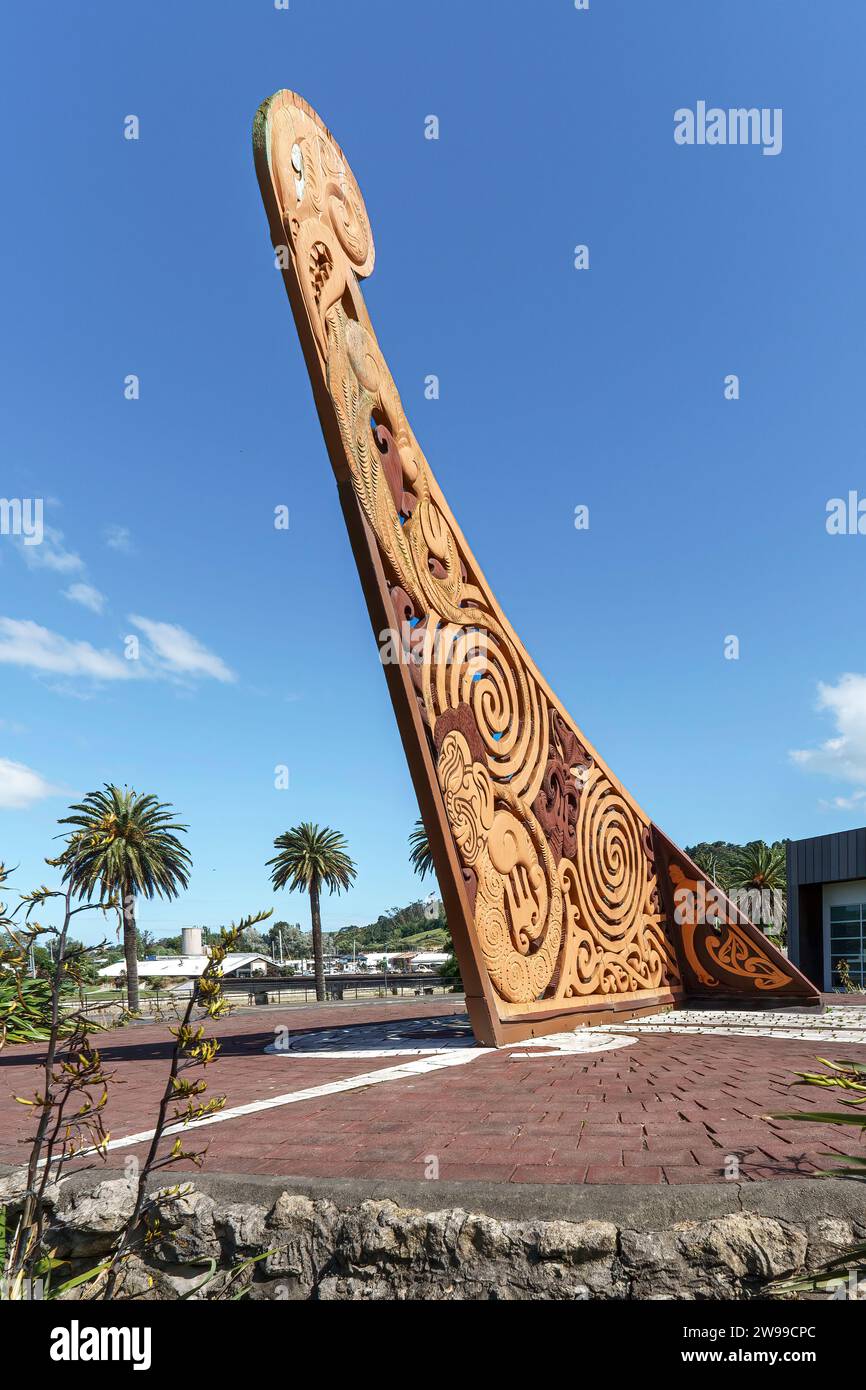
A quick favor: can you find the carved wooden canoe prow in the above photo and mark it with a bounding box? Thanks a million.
[253,91,819,1044]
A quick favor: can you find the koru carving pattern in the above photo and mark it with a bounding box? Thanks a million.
[254,91,818,1042]
[667,864,793,995]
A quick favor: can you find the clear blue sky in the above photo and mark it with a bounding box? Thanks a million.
[2,1,865,943]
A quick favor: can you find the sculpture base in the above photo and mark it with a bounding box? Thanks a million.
[466,990,682,1046]
[466,988,823,1046]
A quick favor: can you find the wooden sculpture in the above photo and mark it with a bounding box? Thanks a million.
[253,92,818,1045]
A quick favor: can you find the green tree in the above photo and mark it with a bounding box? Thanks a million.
[409,818,434,880]
[57,785,192,1014]
[687,841,735,892]
[266,823,357,1002]
[241,928,270,954]
[267,921,310,962]
[407,820,460,984]
[136,928,159,958]
[686,838,789,915]
[156,933,183,954]
[729,840,787,894]
[729,840,787,933]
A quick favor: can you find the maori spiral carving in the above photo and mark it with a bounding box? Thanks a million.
[668,864,792,994]
[254,90,819,1038]
[551,768,676,999]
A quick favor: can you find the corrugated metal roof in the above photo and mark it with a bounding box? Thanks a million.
[97,953,273,979]
[788,828,866,886]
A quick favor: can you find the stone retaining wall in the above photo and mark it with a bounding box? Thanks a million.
[2,1170,862,1300]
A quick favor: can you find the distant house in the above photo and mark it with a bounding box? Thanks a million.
[97,926,275,992]
[98,952,274,986]
[358,952,406,970]
[355,950,448,972]
[409,951,449,970]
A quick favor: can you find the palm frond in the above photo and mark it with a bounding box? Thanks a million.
[408,818,434,880]
[57,784,191,903]
[266,822,357,896]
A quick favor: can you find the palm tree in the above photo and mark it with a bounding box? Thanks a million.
[729,840,787,891]
[407,818,461,987]
[409,818,433,880]
[57,786,192,1013]
[729,840,787,932]
[266,824,356,1002]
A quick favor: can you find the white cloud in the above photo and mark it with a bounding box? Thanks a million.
[63,581,106,614]
[0,615,234,689]
[128,615,236,683]
[0,618,134,681]
[19,525,83,574]
[818,790,866,813]
[790,673,866,790]
[0,757,62,809]
[104,524,132,552]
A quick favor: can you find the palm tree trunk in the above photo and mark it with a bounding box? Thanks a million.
[309,877,326,1003]
[123,883,140,1013]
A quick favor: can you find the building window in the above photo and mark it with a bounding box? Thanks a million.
[829,902,866,989]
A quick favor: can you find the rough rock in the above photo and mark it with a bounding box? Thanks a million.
[217,1201,267,1258]
[805,1217,856,1273]
[0,1168,29,1207]
[144,1186,221,1265]
[13,1173,859,1300]
[51,1177,137,1256]
[534,1218,618,1263]
[676,1214,807,1282]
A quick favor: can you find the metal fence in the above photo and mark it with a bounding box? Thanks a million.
[82,971,456,1015]
[221,971,453,1005]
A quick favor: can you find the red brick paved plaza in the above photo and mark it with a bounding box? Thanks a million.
[2,999,864,1187]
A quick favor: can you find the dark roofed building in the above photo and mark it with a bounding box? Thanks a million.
[787,827,866,991]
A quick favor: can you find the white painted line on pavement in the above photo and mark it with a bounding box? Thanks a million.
[74,1047,485,1159]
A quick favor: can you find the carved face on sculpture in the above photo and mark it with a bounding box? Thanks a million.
[266,96,375,280]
